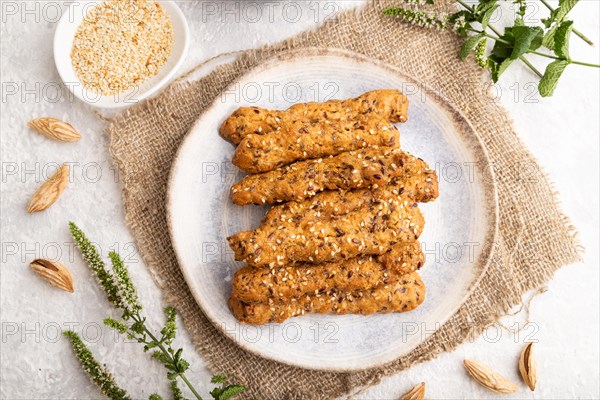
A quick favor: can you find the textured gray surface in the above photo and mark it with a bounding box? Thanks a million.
[1,1,598,399]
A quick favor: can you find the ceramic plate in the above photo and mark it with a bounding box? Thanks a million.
[167,48,498,371]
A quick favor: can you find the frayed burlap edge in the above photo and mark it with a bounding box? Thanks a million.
[106,1,582,398]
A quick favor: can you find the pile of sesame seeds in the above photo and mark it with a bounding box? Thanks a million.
[71,0,174,95]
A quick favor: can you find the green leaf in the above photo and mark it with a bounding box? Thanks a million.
[211,374,227,384]
[555,0,578,23]
[490,29,515,59]
[490,58,515,82]
[176,357,189,373]
[480,4,498,30]
[541,17,553,29]
[460,33,485,60]
[210,387,224,400]
[511,26,544,59]
[543,0,578,49]
[554,20,574,59]
[475,1,499,30]
[148,395,163,400]
[543,23,559,49]
[539,60,569,97]
[513,0,527,18]
[218,385,246,400]
[167,372,179,381]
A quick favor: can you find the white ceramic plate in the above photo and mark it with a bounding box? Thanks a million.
[54,0,189,109]
[167,48,498,371]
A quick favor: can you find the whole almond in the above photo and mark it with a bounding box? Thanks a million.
[27,164,69,213]
[28,117,81,142]
[464,359,518,394]
[400,382,425,400]
[519,343,537,391]
[30,258,74,292]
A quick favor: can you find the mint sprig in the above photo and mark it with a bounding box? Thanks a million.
[67,222,245,400]
[384,0,599,97]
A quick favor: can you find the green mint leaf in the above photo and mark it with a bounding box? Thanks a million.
[177,358,189,373]
[511,26,544,59]
[173,348,183,361]
[164,363,177,372]
[542,0,577,49]
[211,374,227,384]
[131,319,146,335]
[543,24,559,49]
[148,395,163,400]
[490,57,515,82]
[490,29,515,59]
[554,20,574,59]
[555,0,578,23]
[480,3,498,30]
[539,60,569,97]
[460,33,485,60]
[218,385,246,400]
[210,387,224,400]
[167,372,179,381]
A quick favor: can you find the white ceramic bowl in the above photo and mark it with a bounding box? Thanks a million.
[53,1,189,109]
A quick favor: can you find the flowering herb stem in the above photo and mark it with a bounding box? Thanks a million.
[63,331,130,400]
[67,222,245,400]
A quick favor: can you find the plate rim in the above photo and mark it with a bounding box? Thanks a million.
[166,47,500,372]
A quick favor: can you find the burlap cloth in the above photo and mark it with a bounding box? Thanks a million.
[107,1,582,398]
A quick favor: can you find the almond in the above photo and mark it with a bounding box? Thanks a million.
[400,382,425,400]
[27,164,69,213]
[464,359,518,394]
[519,343,537,391]
[30,258,74,292]
[28,117,81,142]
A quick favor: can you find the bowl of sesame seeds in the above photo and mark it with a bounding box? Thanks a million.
[54,0,189,109]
